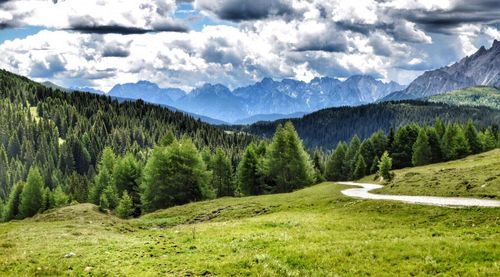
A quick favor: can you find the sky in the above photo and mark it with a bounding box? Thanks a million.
[0,0,498,92]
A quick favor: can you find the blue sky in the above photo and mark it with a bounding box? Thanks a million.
[0,0,498,91]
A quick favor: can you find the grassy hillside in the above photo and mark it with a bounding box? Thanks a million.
[427,86,500,110]
[360,149,500,199]
[1,182,499,276]
[241,100,500,149]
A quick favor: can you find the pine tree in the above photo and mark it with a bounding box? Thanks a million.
[159,129,176,146]
[19,167,44,218]
[358,140,375,175]
[344,135,361,178]
[2,181,24,221]
[312,149,325,182]
[378,151,393,181]
[442,124,470,160]
[464,120,481,154]
[116,191,134,219]
[353,154,366,180]
[210,148,234,197]
[391,124,419,168]
[266,122,314,193]
[325,142,347,181]
[412,128,431,166]
[480,129,497,151]
[370,155,379,174]
[99,193,109,212]
[53,185,69,208]
[40,186,54,212]
[426,127,443,163]
[141,137,211,212]
[434,118,446,139]
[237,144,265,195]
[112,153,142,215]
[89,147,116,204]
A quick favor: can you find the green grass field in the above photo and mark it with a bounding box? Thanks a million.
[1,180,499,275]
[427,86,500,110]
[360,149,500,199]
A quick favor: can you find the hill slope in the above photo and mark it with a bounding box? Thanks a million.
[427,86,500,110]
[383,40,500,101]
[0,179,499,275]
[361,149,500,199]
[242,100,500,149]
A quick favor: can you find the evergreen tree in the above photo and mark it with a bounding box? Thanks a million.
[89,147,116,204]
[40,186,54,212]
[358,140,375,175]
[370,155,379,174]
[99,193,109,212]
[159,129,176,146]
[53,186,69,208]
[112,153,142,216]
[344,135,361,178]
[412,128,432,166]
[391,124,419,168]
[312,149,326,182]
[464,120,481,154]
[378,151,393,181]
[434,118,446,139]
[237,144,265,195]
[116,191,134,219]
[325,142,347,181]
[426,127,443,163]
[266,122,314,193]
[19,167,44,218]
[2,181,24,221]
[480,129,497,151]
[370,131,388,158]
[353,154,366,180]
[141,137,211,212]
[210,148,234,197]
[442,124,470,160]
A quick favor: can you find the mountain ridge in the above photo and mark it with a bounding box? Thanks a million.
[382,40,500,101]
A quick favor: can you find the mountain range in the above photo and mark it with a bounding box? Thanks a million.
[105,75,404,123]
[382,39,500,101]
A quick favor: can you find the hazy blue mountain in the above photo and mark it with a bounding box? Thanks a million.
[382,40,500,101]
[108,80,186,106]
[72,86,105,95]
[176,84,247,121]
[102,75,403,123]
[234,112,307,125]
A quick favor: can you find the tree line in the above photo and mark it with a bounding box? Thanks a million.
[322,119,499,182]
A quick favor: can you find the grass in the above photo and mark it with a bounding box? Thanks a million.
[360,149,500,199]
[1,181,499,276]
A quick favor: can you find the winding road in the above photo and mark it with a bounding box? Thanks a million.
[338,182,500,207]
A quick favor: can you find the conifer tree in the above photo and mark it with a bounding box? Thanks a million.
[19,167,44,218]
[312,149,325,182]
[266,122,314,193]
[378,151,393,181]
[391,124,419,168]
[89,147,116,204]
[112,153,142,215]
[116,191,134,219]
[370,155,379,174]
[358,140,375,175]
[237,144,265,195]
[412,128,432,166]
[3,181,24,221]
[325,142,347,181]
[426,127,443,163]
[480,129,497,151]
[53,185,69,208]
[464,120,481,154]
[141,137,211,212]
[353,154,366,180]
[210,148,234,197]
[344,135,361,178]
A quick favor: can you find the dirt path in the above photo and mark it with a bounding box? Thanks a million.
[337,182,500,207]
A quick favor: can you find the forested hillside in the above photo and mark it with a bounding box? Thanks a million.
[0,69,253,205]
[242,100,500,149]
[427,86,500,110]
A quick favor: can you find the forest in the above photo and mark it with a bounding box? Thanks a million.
[241,100,500,149]
[0,69,499,221]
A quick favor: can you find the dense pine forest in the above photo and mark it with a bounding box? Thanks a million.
[0,70,253,219]
[241,100,500,149]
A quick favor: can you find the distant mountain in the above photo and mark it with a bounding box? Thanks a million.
[234,112,306,125]
[108,80,186,106]
[101,75,402,123]
[72,86,105,95]
[240,100,500,149]
[383,40,500,101]
[427,86,500,110]
[41,81,71,92]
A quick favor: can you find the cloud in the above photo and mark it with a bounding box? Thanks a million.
[194,0,294,21]
[0,0,188,34]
